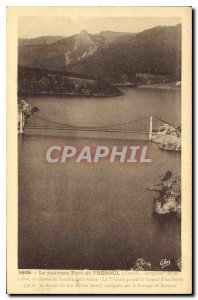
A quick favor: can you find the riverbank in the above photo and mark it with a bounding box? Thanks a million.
[18,65,122,98]
[19,91,123,98]
[114,81,181,91]
[137,83,181,90]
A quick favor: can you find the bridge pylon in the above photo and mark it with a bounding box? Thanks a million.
[19,111,24,134]
[149,115,153,141]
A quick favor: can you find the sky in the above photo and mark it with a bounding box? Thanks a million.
[18,17,180,39]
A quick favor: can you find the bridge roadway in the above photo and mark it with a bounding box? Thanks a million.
[23,126,149,134]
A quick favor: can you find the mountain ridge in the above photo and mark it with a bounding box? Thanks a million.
[18,24,181,83]
[18,36,67,47]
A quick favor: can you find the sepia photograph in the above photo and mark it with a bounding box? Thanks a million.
[17,15,182,271]
[6,6,192,294]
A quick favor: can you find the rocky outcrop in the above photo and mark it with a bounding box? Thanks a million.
[132,258,152,271]
[18,99,38,120]
[152,124,181,151]
[64,30,99,65]
[148,171,181,218]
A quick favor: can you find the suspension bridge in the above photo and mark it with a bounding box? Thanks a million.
[18,112,174,140]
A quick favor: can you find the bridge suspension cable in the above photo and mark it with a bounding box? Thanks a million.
[29,114,151,130]
[22,113,176,138]
[152,115,175,127]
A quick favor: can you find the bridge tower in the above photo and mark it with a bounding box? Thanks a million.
[19,111,24,134]
[149,115,153,141]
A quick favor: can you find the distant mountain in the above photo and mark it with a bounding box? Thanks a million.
[18,25,181,83]
[18,30,133,70]
[18,36,67,47]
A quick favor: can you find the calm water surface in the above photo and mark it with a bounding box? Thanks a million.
[18,88,181,270]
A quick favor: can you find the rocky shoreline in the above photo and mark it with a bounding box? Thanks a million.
[152,124,181,152]
[147,171,181,219]
[18,99,38,121]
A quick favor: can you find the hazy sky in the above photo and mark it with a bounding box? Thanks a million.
[19,17,180,39]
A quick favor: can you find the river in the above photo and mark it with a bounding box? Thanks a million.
[18,87,181,270]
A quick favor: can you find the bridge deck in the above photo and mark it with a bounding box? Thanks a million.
[24,126,149,134]
[19,113,174,138]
